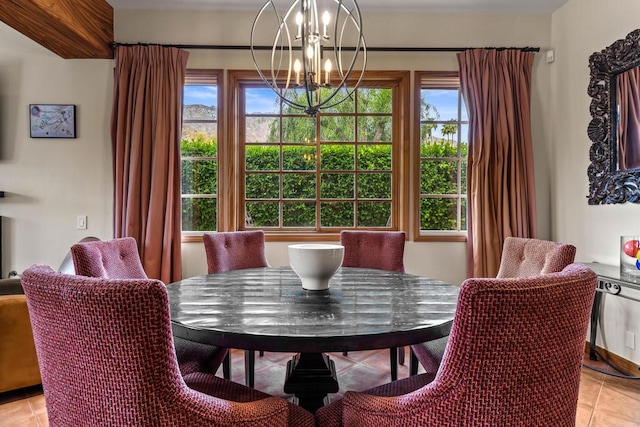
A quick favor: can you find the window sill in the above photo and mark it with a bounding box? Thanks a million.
[184,231,466,243]
[414,232,467,243]
[182,232,343,243]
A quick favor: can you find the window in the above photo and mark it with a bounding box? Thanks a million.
[181,70,221,233]
[180,70,465,241]
[232,71,409,234]
[416,72,468,238]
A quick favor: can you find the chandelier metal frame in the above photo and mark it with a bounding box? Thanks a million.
[250,0,367,117]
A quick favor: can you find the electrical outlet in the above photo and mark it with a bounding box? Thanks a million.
[625,331,636,350]
[76,215,87,230]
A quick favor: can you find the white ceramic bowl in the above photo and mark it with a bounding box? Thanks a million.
[288,244,345,291]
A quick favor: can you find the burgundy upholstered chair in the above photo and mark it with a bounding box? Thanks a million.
[203,230,269,387]
[411,236,577,375]
[496,236,577,279]
[21,265,314,427]
[71,237,148,279]
[339,230,406,381]
[340,230,405,273]
[203,230,269,274]
[71,237,230,379]
[316,263,596,427]
[58,236,101,274]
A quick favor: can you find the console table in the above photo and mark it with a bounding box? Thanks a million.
[582,262,640,378]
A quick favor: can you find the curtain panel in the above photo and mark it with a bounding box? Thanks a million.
[111,45,188,283]
[458,49,537,278]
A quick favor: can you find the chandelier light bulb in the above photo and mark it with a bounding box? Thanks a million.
[295,12,303,38]
[322,10,331,25]
[322,11,330,38]
[294,59,302,85]
[306,45,314,60]
[324,59,332,85]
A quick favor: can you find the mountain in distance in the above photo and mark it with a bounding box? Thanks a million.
[184,104,216,121]
[182,104,271,142]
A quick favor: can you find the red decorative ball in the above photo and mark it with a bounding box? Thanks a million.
[623,239,640,258]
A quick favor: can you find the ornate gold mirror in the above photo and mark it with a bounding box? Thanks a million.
[587,29,640,204]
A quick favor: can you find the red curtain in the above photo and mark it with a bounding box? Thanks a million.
[111,45,188,283]
[458,49,537,278]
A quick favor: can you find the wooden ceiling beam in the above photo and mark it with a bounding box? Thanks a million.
[0,0,113,59]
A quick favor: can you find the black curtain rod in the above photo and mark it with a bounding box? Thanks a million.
[109,42,539,53]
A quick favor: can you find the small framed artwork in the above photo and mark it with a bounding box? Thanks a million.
[29,104,76,138]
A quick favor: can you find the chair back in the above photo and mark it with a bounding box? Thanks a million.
[411,264,595,425]
[21,265,294,426]
[203,231,269,273]
[58,236,100,274]
[333,264,596,426]
[72,239,231,379]
[496,236,576,278]
[340,230,405,273]
[21,265,183,425]
[71,237,147,279]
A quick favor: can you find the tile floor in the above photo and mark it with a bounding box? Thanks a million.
[1,348,639,426]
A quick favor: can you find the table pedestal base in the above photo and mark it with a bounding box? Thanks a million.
[284,352,339,413]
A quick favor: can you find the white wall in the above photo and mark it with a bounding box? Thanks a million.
[552,0,640,364]
[0,23,113,272]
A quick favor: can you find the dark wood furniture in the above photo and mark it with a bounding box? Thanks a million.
[582,262,640,378]
[167,266,459,412]
[0,214,3,277]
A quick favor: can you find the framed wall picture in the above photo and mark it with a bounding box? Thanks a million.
[29,104,76,138]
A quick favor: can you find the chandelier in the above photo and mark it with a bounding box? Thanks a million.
[251,0,367,117]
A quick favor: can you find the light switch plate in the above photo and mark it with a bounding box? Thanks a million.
[625,331,636,350]
[546,50,555,63]
[76,215,87,230]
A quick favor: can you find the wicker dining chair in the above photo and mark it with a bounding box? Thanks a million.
[340,230,406,381]
[71,237,231,379]
[411,236,577,376]
[203,230,269,388]
[316,263,596,427]
[21,264,314,427]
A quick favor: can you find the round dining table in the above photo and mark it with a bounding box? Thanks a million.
[168,266,459,412]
